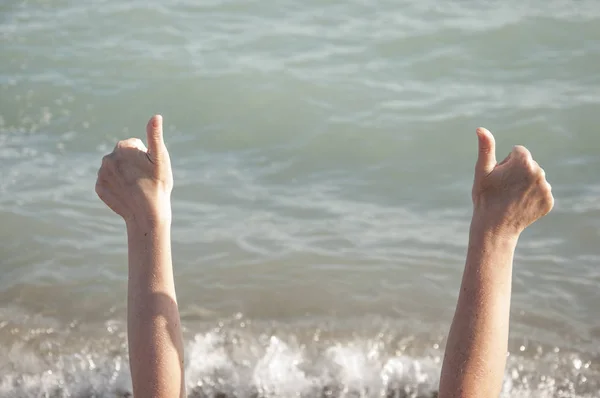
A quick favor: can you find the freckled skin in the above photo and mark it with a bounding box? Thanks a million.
[439,128,554,398]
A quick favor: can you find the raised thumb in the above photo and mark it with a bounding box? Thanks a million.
[146,114,164,160]
[475,127,496,179]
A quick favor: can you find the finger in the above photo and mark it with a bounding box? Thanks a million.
[547,194,555,213]
[95,178,112,200]
[119,138,147,151]
[95,173,116,195]
[512,145,533,163]
[99,154,116,175]
[475,127,497,180]
[131,138,147,152]
[511,146,540,177]
[541,191,554,215]
[95,182,124,217]
[116,138,147,152]
[146,114,164,162]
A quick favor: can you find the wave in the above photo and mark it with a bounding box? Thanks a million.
[1,323,597,398]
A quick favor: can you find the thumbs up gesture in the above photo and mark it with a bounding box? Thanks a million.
[96,115,173,227]
[472,128,554,235]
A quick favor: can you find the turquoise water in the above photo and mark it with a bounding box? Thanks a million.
[1,0,600,396]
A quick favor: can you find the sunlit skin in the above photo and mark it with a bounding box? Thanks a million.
[95,115,184,398]
[95,118,553,397]
[439,128,554,397]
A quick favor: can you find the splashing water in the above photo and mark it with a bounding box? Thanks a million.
[1,317,598,398]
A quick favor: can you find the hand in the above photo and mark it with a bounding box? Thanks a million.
[95,115,173,227]
[472,127,554,236]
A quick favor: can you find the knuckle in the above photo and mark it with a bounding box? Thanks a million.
[101,154,116,172]
[513,145,531,158]
[116,139,135,151]
[545,194,555,212]
[538,167,546,178]
[514,147,534,167]
[115,138,146,155]
[540,188,554,212]
[121,137,143,147]
[531,165,544,180]
[537,178,552,194]
[95,180,104,196]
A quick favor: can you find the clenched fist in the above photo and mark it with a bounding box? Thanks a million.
[95,115,173,227]
[472,127,554,235]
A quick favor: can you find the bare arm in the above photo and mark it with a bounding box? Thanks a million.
[440,222,517,397]
[127,220,185,398]
[96,115,185,398]
[439,128,553,397]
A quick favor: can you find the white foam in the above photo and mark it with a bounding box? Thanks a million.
[1,329,598,397]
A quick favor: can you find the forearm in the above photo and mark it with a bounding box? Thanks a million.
[439,218,519,398]
[126,219,185,398]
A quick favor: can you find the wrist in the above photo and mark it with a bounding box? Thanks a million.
[125,211,172,274]
[470,211,520,247]
[125,207,172,233]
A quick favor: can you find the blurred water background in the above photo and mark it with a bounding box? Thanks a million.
[1,0,600,396]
